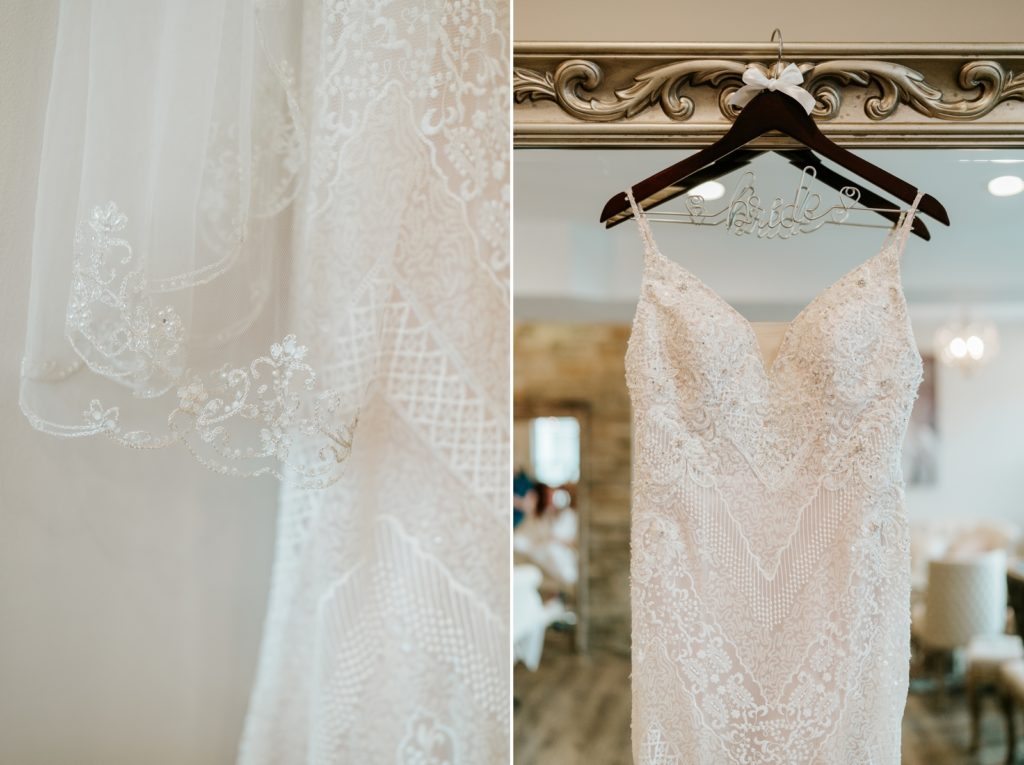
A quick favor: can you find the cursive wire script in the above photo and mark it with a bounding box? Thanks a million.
[683,166,861,240]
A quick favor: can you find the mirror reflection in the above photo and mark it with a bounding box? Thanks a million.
[514,147,1024,764]
[514,414,584,666]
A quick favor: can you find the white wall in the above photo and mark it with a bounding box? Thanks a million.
[0,4,278,763]
[907,321,1024,527]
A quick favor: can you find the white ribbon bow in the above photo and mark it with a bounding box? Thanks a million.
[728,63,817,115]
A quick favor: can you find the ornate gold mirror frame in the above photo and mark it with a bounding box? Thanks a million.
[514,43,1024,147]
[513,42,1023,655]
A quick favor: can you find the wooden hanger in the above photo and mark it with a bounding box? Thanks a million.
[612,146,932,240]
[782,149,932,240]
[600,85,949,232]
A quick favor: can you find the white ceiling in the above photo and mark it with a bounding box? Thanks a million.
[514,148,1024,323]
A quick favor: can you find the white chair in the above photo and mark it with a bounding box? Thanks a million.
[513,564,567,671]
[910,520,1022,595]
[998,658,1024,764]
[966,633,1023,752]
[913,549,1009,702]
[916,549,1008,651]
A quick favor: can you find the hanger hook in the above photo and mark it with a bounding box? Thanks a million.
[771,28,783,71]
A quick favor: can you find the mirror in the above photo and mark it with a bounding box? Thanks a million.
[513,146,1024,764]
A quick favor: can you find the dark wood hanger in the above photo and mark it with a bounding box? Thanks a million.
[783,149,931,240]
[600,89,949,232]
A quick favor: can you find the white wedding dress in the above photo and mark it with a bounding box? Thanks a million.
[625,189,924,764]
[237,2,509,761]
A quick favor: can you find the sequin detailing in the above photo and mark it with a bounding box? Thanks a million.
[56,203,358,487]
[169,334,357,485]
[67,202,186,398]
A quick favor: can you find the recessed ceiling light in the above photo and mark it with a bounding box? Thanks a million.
[988,175,1024,197]
[686,181,726,201]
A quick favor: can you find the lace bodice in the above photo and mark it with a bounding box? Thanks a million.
[625,189,924,764]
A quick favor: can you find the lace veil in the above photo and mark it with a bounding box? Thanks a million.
[19,0,353,486]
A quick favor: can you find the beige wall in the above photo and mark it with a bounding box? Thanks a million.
[0,4,277,763]
[515,0,1024,43]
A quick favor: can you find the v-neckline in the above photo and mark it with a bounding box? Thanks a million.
[748,321,790,370]
[642,237,899,381]
[627,187,923,381]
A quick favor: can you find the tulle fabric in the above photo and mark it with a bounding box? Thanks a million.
[20,0,344,485]
[22,0,509,761]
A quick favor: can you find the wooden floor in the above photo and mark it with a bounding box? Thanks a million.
[514,634,1014,765]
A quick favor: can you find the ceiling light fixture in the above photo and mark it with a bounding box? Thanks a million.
[988,175,1024,197]
[935,317,999,375]
[686,181,726,201]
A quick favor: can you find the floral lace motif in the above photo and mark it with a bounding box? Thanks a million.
[67,203,186,398]
[61,203,357,487]
[169,335,357,486]
[626,190,923,764]
[398,710,458,765]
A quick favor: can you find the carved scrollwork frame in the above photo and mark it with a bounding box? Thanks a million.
[514,43,1024,147]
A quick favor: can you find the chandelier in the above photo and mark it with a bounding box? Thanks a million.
[934,317,999,374]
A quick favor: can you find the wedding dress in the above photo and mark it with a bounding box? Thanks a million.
[22,1,508,762]
[625,189,924,764]
[237,2,510,761]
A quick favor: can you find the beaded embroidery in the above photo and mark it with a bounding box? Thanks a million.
[49,203,357,488]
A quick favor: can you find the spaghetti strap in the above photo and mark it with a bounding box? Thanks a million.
[893,190,926,258]
[625,187,658,258]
